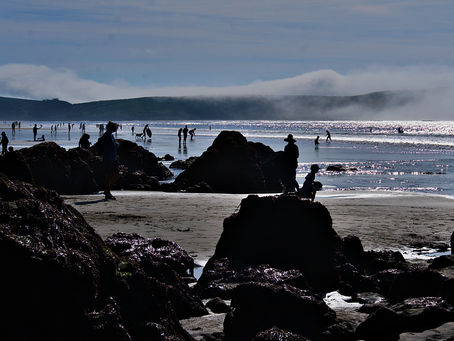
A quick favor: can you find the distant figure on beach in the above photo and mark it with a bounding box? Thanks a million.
[178,128,182,143]
[397,126,404,134]
[189,128,196,140]
[82,123,86,133]
[68,123,71,133]
[100,121,120,200]
[298,164,321,201]
[37,135,45,142]
[183,125,188,143]
[1,132,8,154]
[282,134,299,194]
[79,133,91,149]
[11,122,15,136]
[32,124,39,141]
[99,124,105,136]
[326,130,332,143]
[131,126,135,135]
[314,135,320,149]
[143,124,149,136]
[18,122,21,129]
[369,128,373,133]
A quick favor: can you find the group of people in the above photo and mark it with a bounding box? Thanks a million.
[283,133,322,201]
[177,126,196,144]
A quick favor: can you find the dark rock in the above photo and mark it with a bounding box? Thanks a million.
[251,326,309,341]
[211,194,342,291]
[387,270,447,302]
[321,322,355,341]
[186,181,213,193]
[355,307,401,340]
[173,131,283,193]
[195,257,309,299]
[430,255,454,270]
[105,232,208,319]
[362,250,408,275]
[0,139,172,195]
[326,164,347,172]
[0,174,193,340]
[170,157,199,169]
[451,231,454,255]
[392,297,454,334]
[223,282,336,341]
[158,154,175,161]
[201,332,225,341]
[206,297,230,313]
[337,263,379,293]
[442,278,454,304]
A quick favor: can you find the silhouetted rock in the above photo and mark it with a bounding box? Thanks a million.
[223,282,336,341]
[0,140,172,194]
[211,194,342,291]
[0,174,193,340]
[355,307,401,340]
[206,297,230,313]
[326,164,348,172]
[173,131,283,193]
[251,326,309,341]
[105,232,208,319]
[158,154,175,161]
[194,257,309,299]
[170,157,199,169]
[429,255,454,270]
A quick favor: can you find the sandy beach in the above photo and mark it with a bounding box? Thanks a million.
[63,191,454,264]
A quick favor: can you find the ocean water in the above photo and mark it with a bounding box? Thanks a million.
[2,120,454,197]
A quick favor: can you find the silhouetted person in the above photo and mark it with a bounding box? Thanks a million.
[314,135,320,149]
[32,124,39,141]
[326,130,332,142]
[79,133,91,149]
[178,128,182,142]
[68,123,71,133]
[100,121,119,200]
[1,132,8,155]
[131,126,135,135]
[37,135,45,141]
[189,128,196,140]
[282,134,299,193]
[183,125,188,143]
[143,124,149,137]
[82,123,86,133]
[11,122,15,136]
[298,164,320,201]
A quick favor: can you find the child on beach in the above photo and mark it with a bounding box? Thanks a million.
[298,164,321,201]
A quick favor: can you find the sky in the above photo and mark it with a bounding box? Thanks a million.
[1,0,454,103]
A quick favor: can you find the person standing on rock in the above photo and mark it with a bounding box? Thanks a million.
[1,132,8,154]
[283,134,299,193]
[100,121,120,200]
[32,124,39,141]
[183,125,188,143]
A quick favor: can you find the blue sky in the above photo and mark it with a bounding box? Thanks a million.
[1,0,454,102]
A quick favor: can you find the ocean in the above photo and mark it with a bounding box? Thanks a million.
[2,120,454,197]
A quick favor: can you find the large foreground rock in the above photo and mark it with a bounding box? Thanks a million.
[0,140,172,194]
[0,173,193,340]
[172,131,285,193]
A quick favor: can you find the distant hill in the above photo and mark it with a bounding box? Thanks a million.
[0,91,420,121]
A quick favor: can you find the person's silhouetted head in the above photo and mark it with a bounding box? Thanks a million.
[106,121,118,133]
[284,134,296,143]
[311,164,320,173]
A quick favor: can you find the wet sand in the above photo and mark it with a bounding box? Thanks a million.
[63,191,454,263]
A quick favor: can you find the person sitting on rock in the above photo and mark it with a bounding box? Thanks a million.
[298,164,321,201]
[1,131,8,155]
[100,121,120,200]
[78,133,91,149]
[282,134,299,193]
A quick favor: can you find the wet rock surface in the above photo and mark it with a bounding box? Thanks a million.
[0,174,195,340]
[196,193,454,340]
[0,140,172,194]
[172,131,285,193]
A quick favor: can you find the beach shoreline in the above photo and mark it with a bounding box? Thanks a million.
[63,190,454,265]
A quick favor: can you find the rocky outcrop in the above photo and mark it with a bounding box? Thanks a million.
[172,131,284,193]
[170,156,199,169]
[0,139,172,194]
[251,326,309,341]
[223,282,336,341]
[0,173,195,340]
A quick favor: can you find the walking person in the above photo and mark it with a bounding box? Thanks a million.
[100,121,120,200]
[326,130,332,143]
[11,122,15,136]
[178,128,182,143]
[282,134,299,194]
[1,132,8,155]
